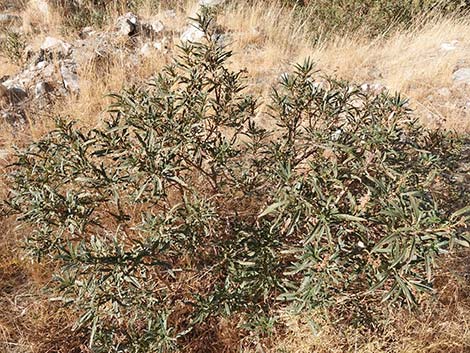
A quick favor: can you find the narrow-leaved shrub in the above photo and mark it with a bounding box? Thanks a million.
[5,13,469,353]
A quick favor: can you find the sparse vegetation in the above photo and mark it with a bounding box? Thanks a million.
[284,0,470,40]
[4,12,469,352]
[0,30,26,65]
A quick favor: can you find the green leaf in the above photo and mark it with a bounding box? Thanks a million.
[333,214,368,222]
[258,200,286,218]
[450,206,470,221]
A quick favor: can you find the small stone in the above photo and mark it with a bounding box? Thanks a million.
[440,40,459,52]
[79,26,95,39]
[34,81,53,97]
[140,19,165,40]
[361,82,385,93]
[351,99,364,109]
[60,64,79,93]
[148,19,164,34]
[116,12,139,36]
[41,36,72,56]
[162,10,176,18]
[153,39,168,52]
[436,87,451,97]
[139,43,153,57]
[180,25,205,43]
[199,0,225,6]
[452,68,470,84]
[312,82,323,90]
[32,0,50,16]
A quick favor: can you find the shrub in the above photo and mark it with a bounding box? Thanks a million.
[51,0,140,32]
[50,0,108,31]
[0,30,26,65]
[5,13,470,352]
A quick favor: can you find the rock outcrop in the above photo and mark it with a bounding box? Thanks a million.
[0,0,267,129]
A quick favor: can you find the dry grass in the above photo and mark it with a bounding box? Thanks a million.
[0,1,469,352]
[0,157,85,353]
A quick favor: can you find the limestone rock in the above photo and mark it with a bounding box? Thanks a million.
[60,62,79,93]
[147,19,164,34]
[79,26,96,39]
[116,12,139,36]
[436,87,451,97]
[440,40,459,52]
[452,68,470,84]
[31,0,50,17]
[360,82,385,94]
[139,43,154,57]
[199,0,226,6]
[41,36,72,56]
[34,81,53,98]
[181,25,205,43]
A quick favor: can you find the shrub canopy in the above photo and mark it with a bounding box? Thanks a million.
[6,13,470,353]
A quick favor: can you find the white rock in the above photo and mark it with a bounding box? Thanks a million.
[452,68,470,84]
[331,128,342,141]
[199,0,225,6]
[361,82,385,93]
[351,99,364,109]
[32,0,50,16]
[162,10,176,18]
[35,61,48,70]
[312,82,323,90]
[41,63,55,78]
[440,40,459,52]
[140,18,165,39]
[139,43,153,57]
[79,26,95,39]
[153,41,163,51]
[41,36,72,56]
[116,12,139,36]
[153,39,168,52]
[60,64,79,93]
[34,81,53,97]
[180,25,205,43]
[148,19,164,34]
[436,87,451,97]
